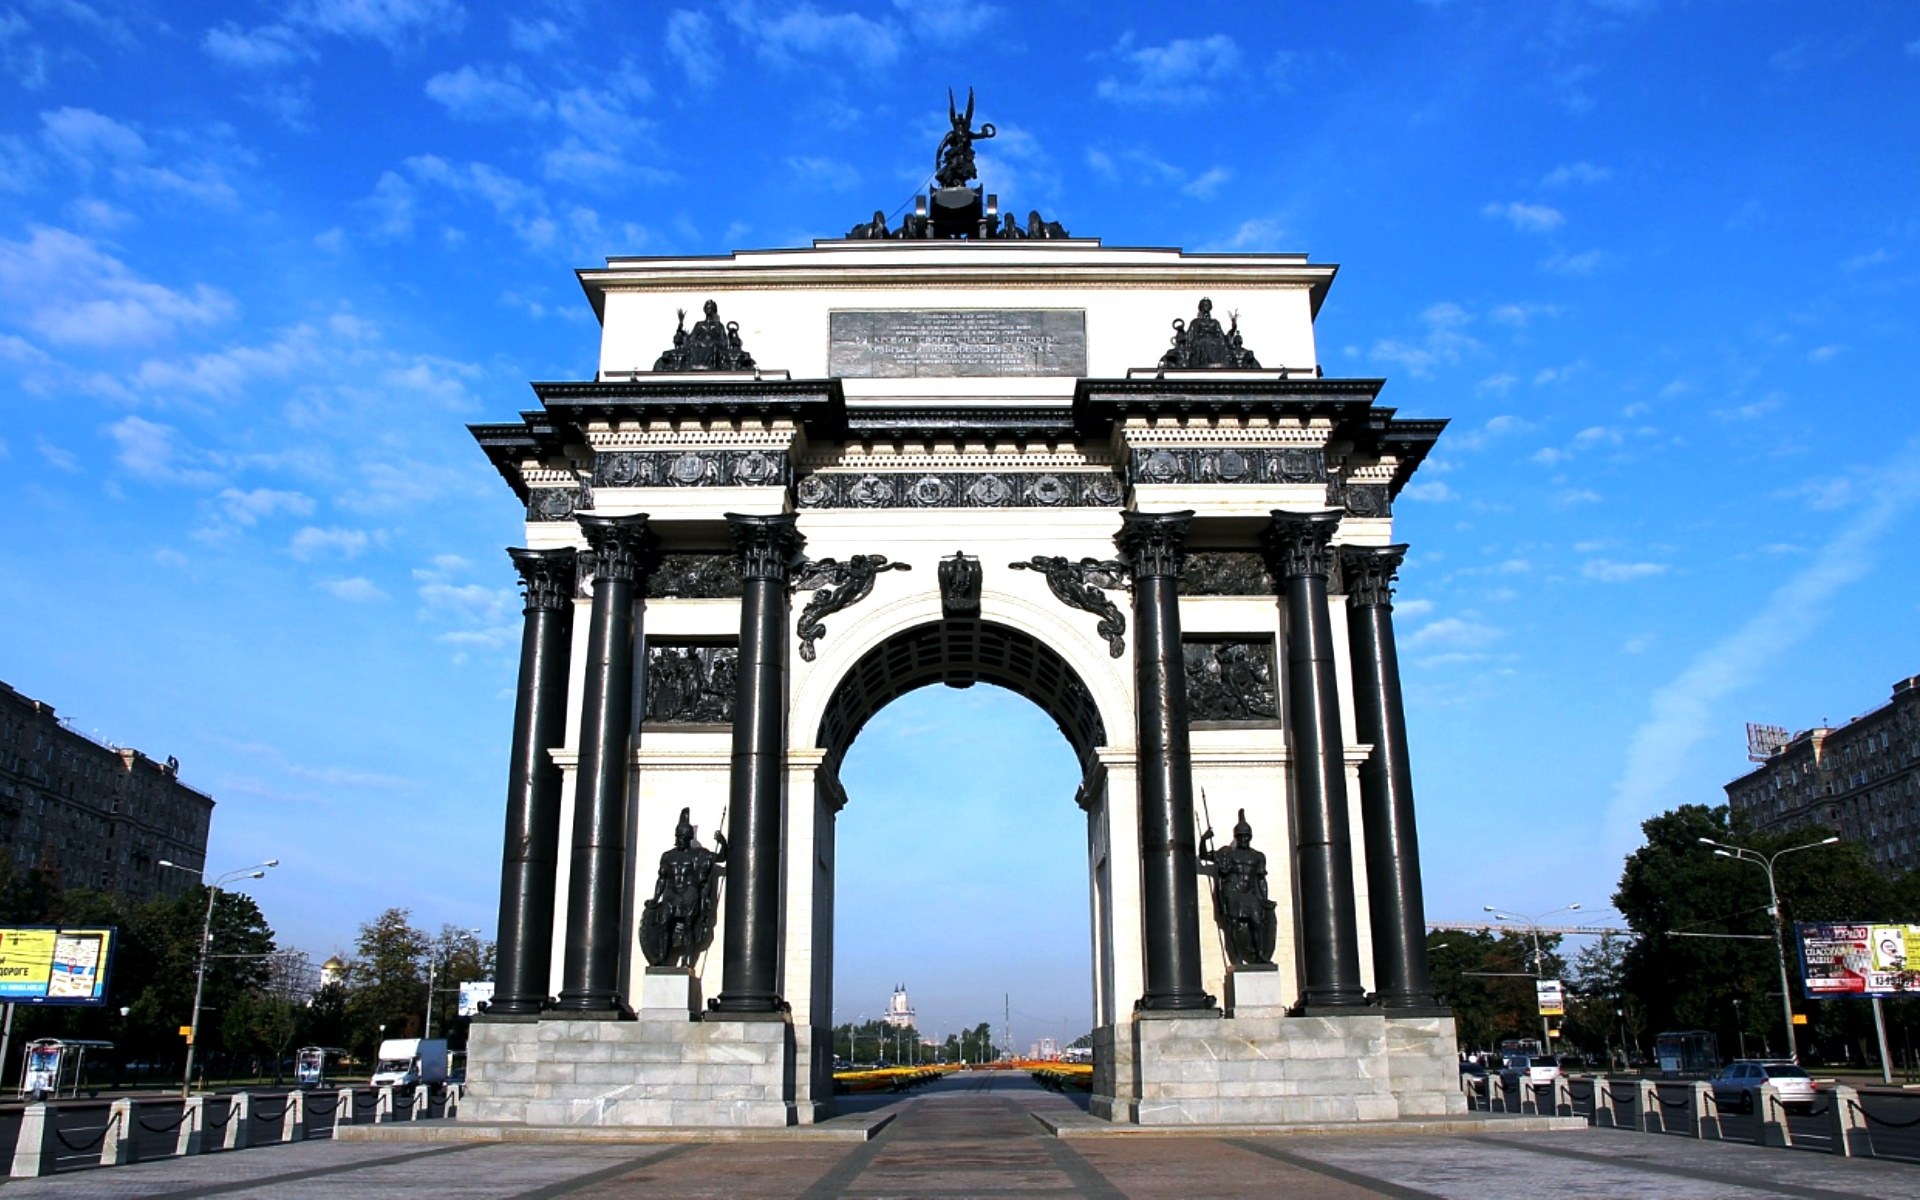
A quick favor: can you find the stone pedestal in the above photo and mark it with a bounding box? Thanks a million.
[637,967,701,1015]
[1225,965,1287,1015]
[1090,1012,1466,1125]
[464,1015,799,1128]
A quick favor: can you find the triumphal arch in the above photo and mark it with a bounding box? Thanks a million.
[464,104,1464,1128]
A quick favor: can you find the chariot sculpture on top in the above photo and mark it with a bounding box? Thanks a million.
[843,91,1071,240]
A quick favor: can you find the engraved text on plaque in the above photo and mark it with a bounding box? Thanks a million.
[829,310,1088,378]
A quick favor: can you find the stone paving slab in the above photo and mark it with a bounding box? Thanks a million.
[3,1072,1915,1198]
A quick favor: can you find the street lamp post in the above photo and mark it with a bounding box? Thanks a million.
[1698,834,1838,1064]
[1483,902,1582,1053]
[158,858,279,1097]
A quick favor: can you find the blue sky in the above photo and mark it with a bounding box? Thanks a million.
[3,1,1918,1042]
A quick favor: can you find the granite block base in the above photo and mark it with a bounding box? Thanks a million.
[464,1013,802,1128]
[1090,1012,1466,1125]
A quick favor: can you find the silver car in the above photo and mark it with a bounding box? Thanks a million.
[1709,1060,1817,1114]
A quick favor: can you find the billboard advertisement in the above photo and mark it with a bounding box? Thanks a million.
[0,927,117,1005]
[1535,979,1565,1017]
[1796,922,1920,998]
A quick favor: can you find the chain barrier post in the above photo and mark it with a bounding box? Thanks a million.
[1636,1079,1662,1134]
[333,1087,353,1136]
[176,1097,205,1156]
[1591,1075,1619,1129]
[222,1093,251,1152]
[9,1102,56,1177]
[374,1085,395,1124]
[1758,1084,1792,1148]
[100,1100,136,1167]
[1689,1081,1720,1140]
[1827,1084,1870,1157]
[1551,1074,1573,1117]
[280,1089,306,1143]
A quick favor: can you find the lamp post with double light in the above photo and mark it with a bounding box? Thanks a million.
[158,858,280,1097]
[1697,834,1838,1064]
[1483,903,1581,1053]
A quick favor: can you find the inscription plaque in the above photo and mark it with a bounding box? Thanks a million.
[829,309,1087,378]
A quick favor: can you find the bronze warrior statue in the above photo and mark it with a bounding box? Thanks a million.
[1199,809,1278,965]
[638,807,728,968]
[935,87,995,190]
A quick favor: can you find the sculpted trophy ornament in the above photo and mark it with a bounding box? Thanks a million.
[1159,298,1262,369]
[793,555,912,661]
[651,299,757,371]
[638,807,728,969]
[1199,809,1279,966]
[1009,554,1129,657]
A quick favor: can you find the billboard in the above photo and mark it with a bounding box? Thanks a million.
[457,980,495,1017]
[0,927,117,1005]
[1536,979,1565,1017]
[1796,922,1920,998]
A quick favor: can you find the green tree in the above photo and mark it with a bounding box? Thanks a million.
[343,908,430,1060]
[1613,803,1895,1064]
[425,925,493,1049]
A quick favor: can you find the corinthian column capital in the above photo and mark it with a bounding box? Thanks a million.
[576,513,653,584]
[726,512,806,583]
[1260,510,1343,581]
[1338,544,1410,610]
[507,547,579,614]
[1114,509,1194,581]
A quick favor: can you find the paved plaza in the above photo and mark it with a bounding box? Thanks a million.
[6,1072,1916,1198]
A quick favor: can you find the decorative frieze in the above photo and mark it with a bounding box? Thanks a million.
[1128,447,1326,487]
[1184,639,1278,722]
[1009,555,1129,657]
[643,643,738,724]
[1329,481,1392,518]
[527,486,589,522]
[1181,551,1275,597]
[594,450,788,489]
[795,470,1124,510]
[794,556,912,661]
[646,553,744,600]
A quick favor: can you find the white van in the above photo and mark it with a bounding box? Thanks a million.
[369,1038,449,1087]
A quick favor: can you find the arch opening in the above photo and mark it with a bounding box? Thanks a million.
[815,618,1108,775]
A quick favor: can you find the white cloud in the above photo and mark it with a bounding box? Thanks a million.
[1542,249,1605,275]
[665,10,721,85]
[1395,598,1435,619]
[1180,167,1231,200]
[1604,438,1920,860]
[1488,302,1560,327]
[40,106,146,166]
[320,577,387,602]
[1531,447,1570,466]
[1843,248,1890,271]
[1201,217,1286,253]
[290,525,373,560]
[1476,373,1516,397]
[1405,617,1502,650]
[1553,488,1602,505]
[889,0,999,41]
[508,17,566,52]
[105,415,222,486]
[1450,413,1533,451]
[0,226,234,346]
[1096,33,1240,105]
[37,438,77,471]
[786,156,862,192]
[1483,201,1564,233]
[203,23,312,69]
[1808,345,1843,364]
[1583,559,1667,583]
[725,2,899,70]
[1368,302,1479,378]
[1403,480,1457,503]
[413,558,517,653]
[133,324,324,400]
[219,487,315,525]
[425,64,549,122]
[1542,161,1612,187]
[292,0,465,49]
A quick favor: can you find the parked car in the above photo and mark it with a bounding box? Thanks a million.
[1500,1054,1566,1087]
[1708,1060,1818,1114]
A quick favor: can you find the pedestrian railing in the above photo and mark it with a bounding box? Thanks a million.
[1461,1072,1918,1162]
[5,1083,463,1178]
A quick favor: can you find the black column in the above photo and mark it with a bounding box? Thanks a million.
[1262,511,1368,1011]
[553,513,652,1015]
[489,547,577,1018]
[1341,545,1440,1010]
[712,512,805,1015]
[1116,510,1215,1013]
